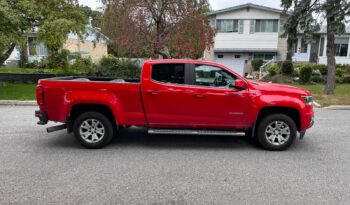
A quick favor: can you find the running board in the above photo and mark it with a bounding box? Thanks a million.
[148,129,245,136]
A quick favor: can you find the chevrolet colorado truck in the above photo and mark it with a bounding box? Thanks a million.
[35,59,314,151]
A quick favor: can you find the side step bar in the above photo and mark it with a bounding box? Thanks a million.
[148,129,245,136]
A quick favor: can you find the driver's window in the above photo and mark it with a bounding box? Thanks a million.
[195,65,236,88]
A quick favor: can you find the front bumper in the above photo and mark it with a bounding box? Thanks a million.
[35,110,48,125]
[300,115,314,140]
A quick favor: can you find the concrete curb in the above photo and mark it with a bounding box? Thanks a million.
[0,100,37,106]
[323,105,350,110]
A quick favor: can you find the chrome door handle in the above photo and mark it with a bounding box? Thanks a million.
[194,93,204,98]
[147,90,160,95]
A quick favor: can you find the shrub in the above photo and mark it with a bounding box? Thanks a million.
[94,55,141,78]
[299,65,313,83]
[268,65,280,76]
[70,56,93,74]
[314,64,327,75]
[336,67,343,77]
[281,60,294,75]
[311,75,324,83]
[342,75,350,84]
[251,59,264,71]
[46,49,70,69]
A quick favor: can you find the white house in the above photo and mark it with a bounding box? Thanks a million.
[204,3,288,75]
[293,26,350,65]
[204,3,350,76]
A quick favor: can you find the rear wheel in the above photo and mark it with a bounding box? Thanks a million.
[256,114,297,151]
[73,111,114,149]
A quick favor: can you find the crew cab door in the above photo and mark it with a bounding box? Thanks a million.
[184,64,250,128]
[141,63,250,129]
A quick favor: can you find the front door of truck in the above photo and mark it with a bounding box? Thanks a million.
[183,64,250,128]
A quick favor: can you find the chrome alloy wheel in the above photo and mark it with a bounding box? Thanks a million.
[265,121,291,146]
[79,119,105,143]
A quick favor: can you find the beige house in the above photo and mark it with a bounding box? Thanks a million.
[6,25,109,67]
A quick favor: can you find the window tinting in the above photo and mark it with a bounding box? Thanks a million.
[195,65,236,88]
[152,64,185,84]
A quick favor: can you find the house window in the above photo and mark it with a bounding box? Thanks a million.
[319,37,325,56]
[334,37,349,57]
[255,20,279,32]
[217,20,239,33]
[253,53,275,61]
[28,37,48,56]
[300,38,308,53]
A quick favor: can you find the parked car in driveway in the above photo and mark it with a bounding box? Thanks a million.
[35,59,314,150]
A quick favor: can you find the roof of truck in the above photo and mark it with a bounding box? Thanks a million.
[144,59,220,65]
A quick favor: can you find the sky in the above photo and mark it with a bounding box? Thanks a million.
[79,0,282,11]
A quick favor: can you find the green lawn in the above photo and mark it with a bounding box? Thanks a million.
[293,84,350,107]
[0,83,36,100]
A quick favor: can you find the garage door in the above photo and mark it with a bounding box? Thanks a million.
[215,54,245,75]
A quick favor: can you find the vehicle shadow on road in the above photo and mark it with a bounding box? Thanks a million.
[45,127,310,151]
[45,127,257,150]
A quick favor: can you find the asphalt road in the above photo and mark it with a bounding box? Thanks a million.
[1,106,350,205]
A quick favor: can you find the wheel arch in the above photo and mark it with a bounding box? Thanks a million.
[68,103,117,133]
[255,106,301,132]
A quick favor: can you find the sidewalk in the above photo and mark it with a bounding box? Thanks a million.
[0,100,37,106]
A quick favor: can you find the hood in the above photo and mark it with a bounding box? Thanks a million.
[248,81,312,96]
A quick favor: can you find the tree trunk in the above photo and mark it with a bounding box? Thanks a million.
[286,38,294,61]
[20,37,29,66]
[324,16,336,95]
[0,43,16,66]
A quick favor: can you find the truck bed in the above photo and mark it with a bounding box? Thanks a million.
[42,76,140,83]
[37,76,146,126]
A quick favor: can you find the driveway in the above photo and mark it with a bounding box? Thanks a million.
[1,106,350,204]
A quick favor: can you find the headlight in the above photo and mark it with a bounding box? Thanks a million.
[301,96,313,105]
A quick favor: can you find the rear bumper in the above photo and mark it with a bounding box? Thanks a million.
[35,110,48,125]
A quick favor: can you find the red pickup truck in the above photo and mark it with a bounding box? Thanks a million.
[35,59,314,151]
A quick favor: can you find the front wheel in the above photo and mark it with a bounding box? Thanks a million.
[73,112,114,149]
[256,114,297,151]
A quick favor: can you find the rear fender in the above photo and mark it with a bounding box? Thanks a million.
[62,90,125,124]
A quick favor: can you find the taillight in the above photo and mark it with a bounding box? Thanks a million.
[36,86,44,106]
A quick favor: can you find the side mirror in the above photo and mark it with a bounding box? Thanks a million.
[233,79,246,90]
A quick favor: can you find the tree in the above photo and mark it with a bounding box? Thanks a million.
[0,0,87,66]
[101,0,215,59]
[281,0,350,94]
[80,6,103,28]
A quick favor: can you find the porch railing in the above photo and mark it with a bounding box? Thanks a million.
[259,57,275,80]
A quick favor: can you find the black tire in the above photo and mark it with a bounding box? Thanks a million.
[73,111,114,149]
[256,114,297,151]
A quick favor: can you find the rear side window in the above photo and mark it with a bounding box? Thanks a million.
[152,64,185,84]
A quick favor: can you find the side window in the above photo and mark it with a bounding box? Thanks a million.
[152,64,185,84]
[195,65,237,88]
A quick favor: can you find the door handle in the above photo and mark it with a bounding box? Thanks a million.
[194,93,204,98]
[147,90,160,95]
[225,92,240,96]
